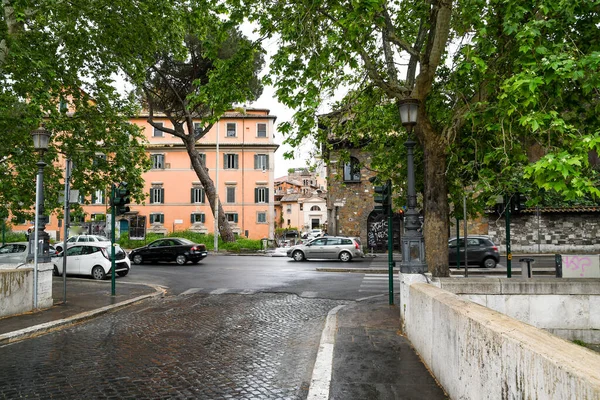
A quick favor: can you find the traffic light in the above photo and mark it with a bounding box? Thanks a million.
[373,180,392,215]
[112,182,131,216]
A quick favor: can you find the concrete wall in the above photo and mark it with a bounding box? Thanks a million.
[400,274,600,399]
[436,278,600,343]
[0,263,53,318]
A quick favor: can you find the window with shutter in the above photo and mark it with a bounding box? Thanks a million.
[255,187,268,203]
[257,212,267,223]
[150,187,164,204]
[226,187,236,203]
[150,213,164,224]
[254,154,268,170]
[151,154,165,169]
[191,187,205,203]
[223,154,238,169]
[257,123,267,137]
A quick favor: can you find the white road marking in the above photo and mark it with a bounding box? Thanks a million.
[307,304,345,400]
[300,291,319,298]
[210,288,229,295]
[180,288,203,295]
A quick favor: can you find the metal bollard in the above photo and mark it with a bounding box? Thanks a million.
[519,258,535,278]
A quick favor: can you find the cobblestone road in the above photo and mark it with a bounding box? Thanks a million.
[0,293,347,399]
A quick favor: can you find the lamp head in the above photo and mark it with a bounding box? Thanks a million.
[31,124,51,154]
[398,98,420,130]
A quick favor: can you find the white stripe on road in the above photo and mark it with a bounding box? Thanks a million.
[307,304,345,400]
[240,289,256,295]
[301,291,319,298]
[210,288,229,295]
[180,288,203,295]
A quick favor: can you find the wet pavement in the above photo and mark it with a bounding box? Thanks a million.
[0,278,448,399]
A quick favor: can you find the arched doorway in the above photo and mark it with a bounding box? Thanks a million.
[366,211,402,252]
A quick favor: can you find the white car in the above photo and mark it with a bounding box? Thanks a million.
[54,234,110,253]
[52,243,130,280]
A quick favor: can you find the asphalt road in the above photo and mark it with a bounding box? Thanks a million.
[120,254,397,301]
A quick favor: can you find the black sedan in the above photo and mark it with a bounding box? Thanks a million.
[129,237,208,265]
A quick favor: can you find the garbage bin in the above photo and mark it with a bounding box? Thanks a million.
[519,258,535,278]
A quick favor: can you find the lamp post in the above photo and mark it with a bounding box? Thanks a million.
[398,98,427,274]
[29,124,52,309]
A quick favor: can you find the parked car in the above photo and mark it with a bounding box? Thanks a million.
[448,235,500,268]
[286,236,364,262]
[0,242,29,264]
[129,237,208,265]
[54,234,110,253]
[306,229,323,240]
[52,243,130,280]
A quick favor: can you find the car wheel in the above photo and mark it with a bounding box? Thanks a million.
[132,254,143,265]
[117,270,129,277]
[292,250,305,262]
[92,266,106,280]
[482,257,497,268]
[339,251,352,262]
[176,255,187,265]
[53,266,60,276]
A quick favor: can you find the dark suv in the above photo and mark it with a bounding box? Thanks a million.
[448,235,500,268]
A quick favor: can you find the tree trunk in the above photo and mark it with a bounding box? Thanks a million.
[419,113,450,277]
[184,135,235,242]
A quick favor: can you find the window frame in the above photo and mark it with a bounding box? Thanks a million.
[153,122,164,137]
[191,187,205,204]
[226,187,236,203]
[226,122,236,137]
[151,154,165,169]
[343,156,361,182]
[257,212,267,223]
[255,187,269,204]
[191,213,206,223]
[224,153,239,169]
[257,123,267,138]
[149,213,164,224]
[150,187,165,204]
[254,154,269,170]
[225,213,239,223]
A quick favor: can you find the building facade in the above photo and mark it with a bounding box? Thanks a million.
[21,108,279,241]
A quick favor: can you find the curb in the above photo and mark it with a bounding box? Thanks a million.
[316,268,398,274]
[0,284,165,346]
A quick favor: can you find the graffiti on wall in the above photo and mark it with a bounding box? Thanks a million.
[561,255,600,278]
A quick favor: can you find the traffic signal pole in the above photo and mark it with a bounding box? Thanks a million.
[386,180,394,305]
[110,183,116,295]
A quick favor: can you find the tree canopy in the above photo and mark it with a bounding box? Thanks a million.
[241,0,600,276]
[0,0,190,221]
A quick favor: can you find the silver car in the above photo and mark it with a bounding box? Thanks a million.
[286,236,364,262]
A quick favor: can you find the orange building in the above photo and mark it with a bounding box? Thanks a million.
[23,108,279,241]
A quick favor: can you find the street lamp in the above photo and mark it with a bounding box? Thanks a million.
[29,124,52,308]
[398,98,427,274]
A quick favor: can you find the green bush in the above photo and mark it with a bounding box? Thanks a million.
[118,231,262,252]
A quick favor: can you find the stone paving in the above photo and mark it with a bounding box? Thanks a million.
[0,293,348,399]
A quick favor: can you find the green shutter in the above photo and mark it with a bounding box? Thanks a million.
[191,188,194,203]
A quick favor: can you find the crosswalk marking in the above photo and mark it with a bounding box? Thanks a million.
[359,274,399,293]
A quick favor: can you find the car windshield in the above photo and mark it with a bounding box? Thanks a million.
[176,238,194,245]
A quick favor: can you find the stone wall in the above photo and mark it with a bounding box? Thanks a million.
[487,212,600,253]
[326,149,376,246]
[400,274,600,400]
[0,263,54,318]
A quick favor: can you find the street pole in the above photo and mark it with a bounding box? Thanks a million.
[505,194,512,278]
[32,161,44,309]
[110,183,116,295]
[214,121,219,253]
[62,158,72,304]
[456,217,460,269]
[387,180,394,305]
[463,196,468,278]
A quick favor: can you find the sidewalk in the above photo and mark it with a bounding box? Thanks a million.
[310,295,448,399]
[0,277,163,344]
